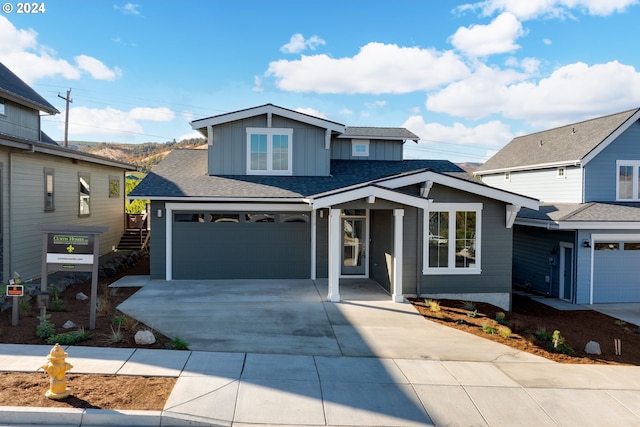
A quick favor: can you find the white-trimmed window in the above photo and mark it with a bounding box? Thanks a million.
[246,127,293,175]
[504,171,510,182]
[616,160,640,201]
[44,168,54,212]
[557,167,566,179]
[423,203,482,275]
[352,139,370,157]
[0,99,5,116]
[78,172,90,216]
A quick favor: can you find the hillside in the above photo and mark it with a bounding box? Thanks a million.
[70,139,206,173]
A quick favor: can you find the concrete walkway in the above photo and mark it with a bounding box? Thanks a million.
[2,278,640,426]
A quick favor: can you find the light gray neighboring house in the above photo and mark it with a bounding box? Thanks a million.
[0,62,137,282]
[130,104,537,309]
[475,108,640,304]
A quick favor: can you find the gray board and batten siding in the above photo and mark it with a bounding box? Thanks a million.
[330,138,403,161]
[208,115,331,176]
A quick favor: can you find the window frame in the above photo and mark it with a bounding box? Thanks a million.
[246,127,293,175]
[0,98,5,116]
[44,168,55,212]
[422,203,482,275]
[351,139,370,157]
[108,175,120,198]
[78,172,91,217]
[616,160,640,201]
[557,167,566,179]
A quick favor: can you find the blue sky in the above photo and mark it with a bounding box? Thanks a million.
[2,0,640,163]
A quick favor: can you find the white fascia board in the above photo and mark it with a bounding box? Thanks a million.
[191,104,345,134]
[514,218,640,230]
[165,202,312,211]
[310,186,428,210]
[128,196,310,204]
[381,171,539,210]
[474,160,581,176]
[582,110,640,166]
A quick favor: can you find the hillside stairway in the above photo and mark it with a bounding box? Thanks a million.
[117,212,149,250]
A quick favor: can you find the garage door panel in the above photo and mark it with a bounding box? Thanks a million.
[172,214,310,280]
[593,243,640,303]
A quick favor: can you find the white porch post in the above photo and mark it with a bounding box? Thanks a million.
[327,208,341,302]
[311,209,317,280]
[392,209,404,302]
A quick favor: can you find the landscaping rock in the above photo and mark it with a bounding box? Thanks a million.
[134,330,156,345]
[62,320,77,329]
[585,340,602,355]
[76,292,88,301]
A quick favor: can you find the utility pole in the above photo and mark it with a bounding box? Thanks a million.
[57,89,72,147]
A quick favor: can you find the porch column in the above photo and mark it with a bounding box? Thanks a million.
[310,209,317,280]
[392,209,404,303]
[327,208,341,302]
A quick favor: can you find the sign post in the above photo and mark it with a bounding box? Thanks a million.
[40,225,108,330]
[7,279,23,326]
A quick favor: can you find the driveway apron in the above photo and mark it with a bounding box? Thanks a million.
[117,278,546,361]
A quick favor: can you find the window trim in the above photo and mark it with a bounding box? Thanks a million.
[109,175,120,198]
[351,139,370,157]
[246,127,293,175]
[616,160,640,201]
[504,171,510,182]
[422,203,482,275]
[78,172,91,217]
[0,98,5,116]
[557,167,566,179]
[44,168,55,212]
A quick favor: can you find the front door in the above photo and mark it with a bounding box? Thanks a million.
[559,243,573,302]
[341,210,367,276]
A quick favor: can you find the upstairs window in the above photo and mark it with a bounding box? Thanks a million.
[352,139,370,157]
[616,161,640,201]
[246,127,293,175]
[0,99,5,116]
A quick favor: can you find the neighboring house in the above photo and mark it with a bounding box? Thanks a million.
[130,104,536,309]
[475,108,640,304]
[0,62,137,281]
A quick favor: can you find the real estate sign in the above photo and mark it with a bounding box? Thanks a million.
[46,233,95,266]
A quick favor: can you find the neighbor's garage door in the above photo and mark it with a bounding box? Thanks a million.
[172,211,311,280]
[593,241,640,303]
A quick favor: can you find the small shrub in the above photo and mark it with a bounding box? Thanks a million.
[167,337,189,350]
[47,328,91,345]
[106,325,124,343]
[548,330,575,355]
[36,320,55,339]
[48,286,66,312]
[96,295,111,316]
[467,309,478,318]
[535,326,552,341]
[495,312,507,325]
[425,299,441,312]
[461,301,476,311]
[18,297,31,318]
[498,326,512,339]
[481,320,498,334]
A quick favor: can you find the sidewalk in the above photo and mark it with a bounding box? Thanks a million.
[2,343,640,426]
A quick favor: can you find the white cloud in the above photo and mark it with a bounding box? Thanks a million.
[280,33,326,54]
[266,42,470,94]
[543,38,552,45]
[252,75,264,93]
[114,3,141,15]
[457,0,639,20]
[450,12,525,57]
[295,107,327,119]
[403,115,514,147]
[75,55,122,81]
[66,106,174,137]
[0,16,120,84]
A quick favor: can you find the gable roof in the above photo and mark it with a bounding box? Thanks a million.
[0,62,59,114]
[191,103,346,136]
[476,108,640,174]
[517,202,640,229]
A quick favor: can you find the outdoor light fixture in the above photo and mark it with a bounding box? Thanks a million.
[583,239,591,248]
[157,209,163,218]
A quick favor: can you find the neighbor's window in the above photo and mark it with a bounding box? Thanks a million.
[557,167,566,179]
[246,127,293,175]
[109,176,120,198]
[617,161,640,201]
[0,99,5,116]
[504,171,510,182]
[352,139,370,157]
[423,203,482,274]
[78,173,90,216]
[44,168,54,211]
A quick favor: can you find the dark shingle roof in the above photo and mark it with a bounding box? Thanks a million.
[129,149,466,199]
[477,108,640,173]
[342,127,420,142]
[0,62,59,114]
[519,202,640,223]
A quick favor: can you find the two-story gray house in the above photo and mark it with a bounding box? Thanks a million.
[475,108,640,304]
[130,104,537,309]
[0,62,137,282]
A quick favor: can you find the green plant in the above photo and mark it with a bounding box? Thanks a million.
[167,337,189,350]
[425,299,441,312]
[549,330,575,355]
[112,312,139,331]
[481,320,498,334]
[48,286,66,312]
[18,296,31,318]
[535,326,552,341]
[461,300,476,311]
[495,312,507,324]
[498,326,512,339]
[96,295,111,316]
[47,328,91,345]
[467,309,478,318]
[615,319,627,327]
[106,325,124,343]
[36,312,55,339]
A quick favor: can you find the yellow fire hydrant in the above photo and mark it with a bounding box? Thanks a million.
[41,343,73,400]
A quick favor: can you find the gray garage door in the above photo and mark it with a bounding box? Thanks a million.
[172,211,311,279]
[593,241,640,303]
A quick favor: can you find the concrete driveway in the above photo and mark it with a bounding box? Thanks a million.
[116,277,546,362]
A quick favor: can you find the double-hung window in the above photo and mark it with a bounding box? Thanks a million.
[423,203,482,275]
[44,168,54,212]
[78,172,90,216]
[616,161,640,201]
[246,127,293,175]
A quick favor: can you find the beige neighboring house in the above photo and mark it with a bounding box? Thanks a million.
[0,62,137,282]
